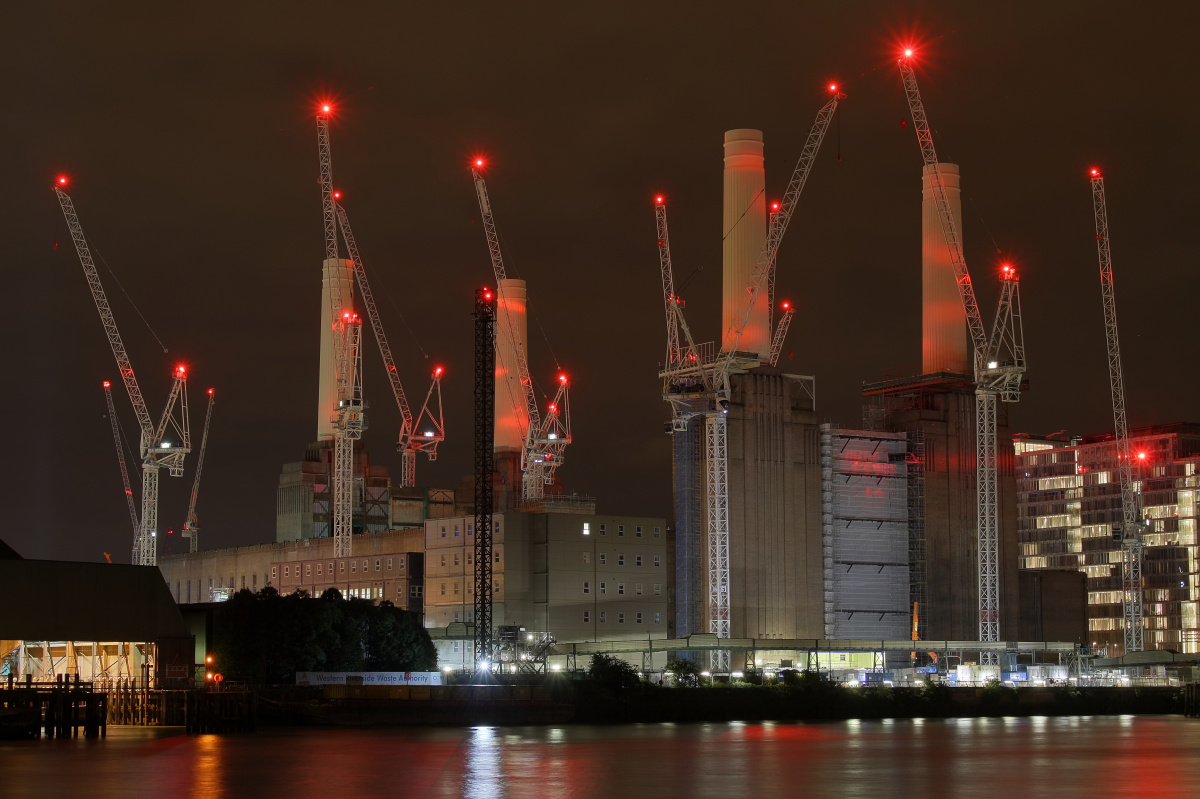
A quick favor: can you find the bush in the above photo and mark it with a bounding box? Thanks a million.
[588,654,641,690]
[665,657,702,688]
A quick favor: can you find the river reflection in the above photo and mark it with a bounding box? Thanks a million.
[2,716,1199,798]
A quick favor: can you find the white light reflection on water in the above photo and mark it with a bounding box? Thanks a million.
[462,727,508,799]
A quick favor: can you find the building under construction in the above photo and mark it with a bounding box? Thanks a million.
[1015,424,1200,656]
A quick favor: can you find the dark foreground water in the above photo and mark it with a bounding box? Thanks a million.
[4,717,1200,798]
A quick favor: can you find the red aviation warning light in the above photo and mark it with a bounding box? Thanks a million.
[1089,167,1102,179]
[175,364,187,377]
[207,388,214,396]
[433,366,444,378]
[56,175,69,187]
[828,83,838,93]
[472,156,486,169]
[781,301,791,311]
[655,195,664,205]
[558,373,568,385]
[103,381,111,388]
[770,201,781,213]
[1137,451,1147,460]
[903,47,914,58]
[333,191,342,200]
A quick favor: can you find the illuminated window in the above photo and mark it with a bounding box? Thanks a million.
[583,523,590,536]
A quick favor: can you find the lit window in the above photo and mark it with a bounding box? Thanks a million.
[583,523,590,536]
[583,581,590,595]
[618,612,625,624]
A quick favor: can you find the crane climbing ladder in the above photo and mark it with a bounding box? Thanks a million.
[1090,169,1144,654]
[57,181,191,566]
[897,52,1026,660]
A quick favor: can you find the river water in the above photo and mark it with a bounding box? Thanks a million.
[3,716,1200,798]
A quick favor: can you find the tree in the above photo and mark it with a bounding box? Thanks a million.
[588,653,641,689]
[666,656,702,687]
[213,588,436,684]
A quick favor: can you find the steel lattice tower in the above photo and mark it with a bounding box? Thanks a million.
[474,288,497,669]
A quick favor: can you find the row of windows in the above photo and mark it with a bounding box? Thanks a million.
[581,610,661,624]
[440,582,501,596]
[440,552,500,567]
[438,521,502,538]
[582,582,660,596]
[273,557,405,581]
[582,523,661,538]
[582,553,660,567]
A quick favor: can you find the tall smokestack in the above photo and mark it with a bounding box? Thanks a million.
[922,163,969,375]
[494,278,529,453]
[722,129,770,360]
[317,258,355,440]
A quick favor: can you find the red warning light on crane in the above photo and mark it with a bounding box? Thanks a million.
[1089,167,1102,178]
[558,374,568,384]
[103,381,111,388]
[56,175,69,187]
[903,47,914,58]
[770,201,781,212]
[207,388,214,396]
[175,365,187,377]
[1137,451,1147,460]
[472,157,486,169]
[781,301,791,311]
[433,366,444,378]
[333,191,342,200]
[655,195,664,205]
[828,83,838,93]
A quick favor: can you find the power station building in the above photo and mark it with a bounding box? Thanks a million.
[1015,424,1200,656]
[861,163,1023,642]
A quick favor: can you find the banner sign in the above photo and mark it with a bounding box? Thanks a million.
[295,671,444,686]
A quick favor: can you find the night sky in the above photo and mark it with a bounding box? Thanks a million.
[5,2,1196,562]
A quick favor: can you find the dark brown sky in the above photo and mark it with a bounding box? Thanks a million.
[5,1,1197,561]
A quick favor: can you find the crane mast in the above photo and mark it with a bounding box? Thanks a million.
[898,53,1027,656]
[470,165,572,502]
[56,184,190,566]
[336,201,445,488]
[1090,170,1144,653]
[103,381,140,538]
[655,198,684,369]
[316,111,365,558]
[182,389,215,553]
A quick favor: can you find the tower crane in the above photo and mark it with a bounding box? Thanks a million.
[56,179,191,566]
[656,87,844,669]
[103,380,140,539]
[1090,168,1144,653]
[470,162,573,503]
[335,200,445,488]
[181,388,214,553]
[897,51,1027,657]
[316,106,366,558]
